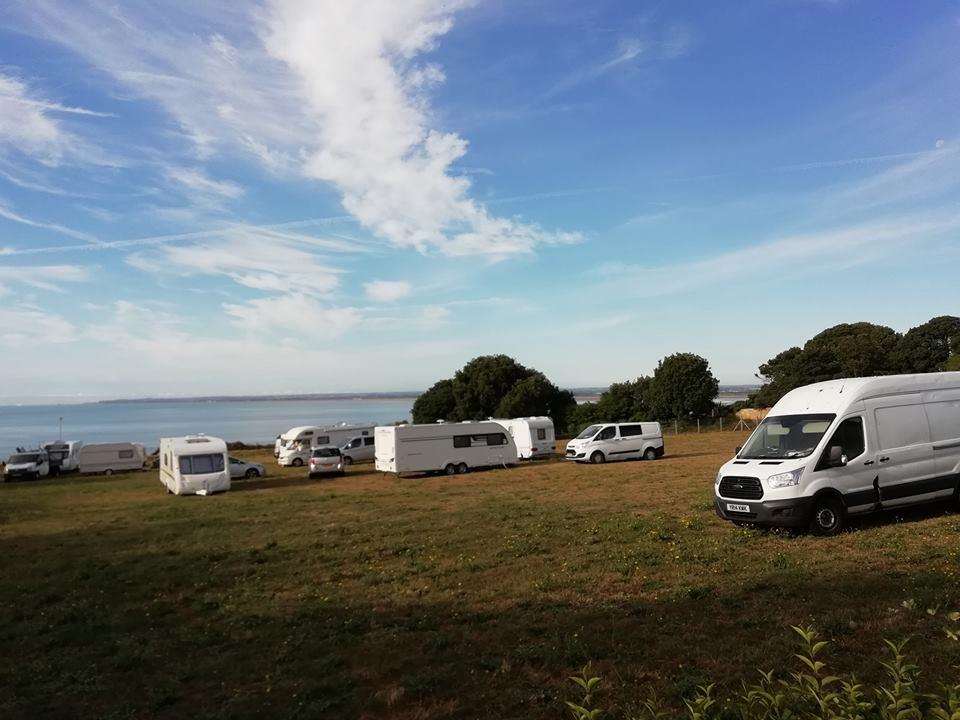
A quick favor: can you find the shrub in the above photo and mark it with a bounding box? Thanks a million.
[565,624,960,720]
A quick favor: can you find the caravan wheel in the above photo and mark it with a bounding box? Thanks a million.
[456,462,468,474]
[104,469,114,476]
[444,463,457,476]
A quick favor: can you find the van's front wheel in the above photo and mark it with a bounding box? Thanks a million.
[643,447,657,461]
[590,451,605,464]
[809,496,844,536]
[292,458,303,467]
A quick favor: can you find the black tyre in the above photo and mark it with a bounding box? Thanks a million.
[444,463,457,476]
[104,469,114,476]
[292,458,303,467]
[245,468,259,479]
[456,462,468,474]
[643,447,657,461]
[590,451,605,464]
[809,495,844,536]
[342,456,353,466]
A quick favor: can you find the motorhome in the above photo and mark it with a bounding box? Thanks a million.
[277,424,375,466]
[78,442,145,475]
[491,417,556,460]
[714,373,960,535]
[340,434,377,464]
[3,450,50,481]
[375,421,518,476]
[564,422,664,463]
[159,435,230,496]
[42,440,82,474]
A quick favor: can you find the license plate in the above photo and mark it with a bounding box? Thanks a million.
[726,503,750,513]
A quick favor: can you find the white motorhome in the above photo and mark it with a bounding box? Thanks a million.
[78,442,145,475]
[277,424,375,467]
[3,450,50,481]
[564,422,664,463]
[159,435,230,496]
[491,417,556,459]
[42,440,82,474]
[715,373,960,535]
[375,421,518,476]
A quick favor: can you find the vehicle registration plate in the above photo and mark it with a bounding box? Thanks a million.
[726,503,750,513]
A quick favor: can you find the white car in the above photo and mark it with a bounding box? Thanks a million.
[308,446,344,477]
[3,450,50,481]
[565,422,664,464]
[228,457,264,479]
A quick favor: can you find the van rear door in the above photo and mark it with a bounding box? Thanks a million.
[868,397,944,507]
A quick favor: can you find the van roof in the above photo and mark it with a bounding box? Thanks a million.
[771,372,960,415]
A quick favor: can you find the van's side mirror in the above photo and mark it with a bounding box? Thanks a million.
[734,446,741,455]
[828,445,847,467]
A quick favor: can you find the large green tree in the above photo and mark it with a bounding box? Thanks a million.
[891,315,960,373]
[594,376,652,421]
[496,373,577,432]
[452,355,533,420]
[411,379,457,424]
[647,353,719,420]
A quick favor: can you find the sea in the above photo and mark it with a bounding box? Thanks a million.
[0,398,415,456]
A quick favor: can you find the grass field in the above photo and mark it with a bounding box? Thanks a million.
[2,431,959,719]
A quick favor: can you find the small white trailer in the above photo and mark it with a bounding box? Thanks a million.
[42,440,83,473]
[159,435,230,496]
[490,417,556,459]
[78,442,145,475]
[277,424,375,466]
[374,421,518,476]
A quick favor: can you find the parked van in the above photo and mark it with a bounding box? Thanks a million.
[42,440,82,474]
[340,434,376,465]
[3,450,50,481]
[276,424,375,467]
[565,422,664,463]
[159,435,230,495]
[714,373,960,535]
[491,417,556,460]
[375,421,518,476]
[78,442,145,475]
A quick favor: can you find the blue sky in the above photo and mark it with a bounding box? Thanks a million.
[0,0,958,402]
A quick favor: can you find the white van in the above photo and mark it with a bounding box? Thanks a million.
[3,450,50,481]
[42,440,82,474]
[565,422,664,463]
[714,373,960,535]
[78,442,145,475]
[491,417,556,460]
[276,424,375,467]
[375,422,519,476]
[340,434,377,465]
[159,435,230,496]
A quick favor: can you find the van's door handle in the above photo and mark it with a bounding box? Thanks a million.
[863,460,874,466]
[878,456,890,463]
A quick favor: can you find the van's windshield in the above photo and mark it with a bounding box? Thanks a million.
[575,424,602,440]
[739,414,836,459]
[9,453,40,464]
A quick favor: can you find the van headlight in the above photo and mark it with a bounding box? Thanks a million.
[715,471,722,486]
[767,469,803,488]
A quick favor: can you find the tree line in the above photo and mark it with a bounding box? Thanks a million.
[412,352,719,435]
[749,315,960,407]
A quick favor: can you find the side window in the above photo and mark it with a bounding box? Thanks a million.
[537,428,547,440]
[453,435,470,448]
[119,449,134,459]
[596,426,616,441]
[349,439,361,448]
[316,436,330,445]
[818,416,865,469]
[875,405,931,449]
[361,430,369,436]
[364,437,375,446]
[485,433,507,446]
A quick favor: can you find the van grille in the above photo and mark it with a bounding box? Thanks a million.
[719,476,763,500]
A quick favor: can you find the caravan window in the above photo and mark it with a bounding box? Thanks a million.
[924,401,960,443]
[119,449,134,459]
[875,405,931,449]
[453,434,507,448]
[537,428,547,440]
[179,453,225,475]
[485,433,507,446]
[316,435,330,445]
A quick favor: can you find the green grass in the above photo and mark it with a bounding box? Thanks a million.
[1,432,959,719]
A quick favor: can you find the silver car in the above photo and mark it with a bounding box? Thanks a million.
[228,456,264,479]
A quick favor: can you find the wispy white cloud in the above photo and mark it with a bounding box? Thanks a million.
[364,280,412,303]
[0,304,78,346]
[223,293,361,335]
[0,264,90,294]
[163,165,244,200]
[0,200,103,245]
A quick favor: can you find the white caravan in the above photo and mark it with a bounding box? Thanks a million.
[3,450,50,481]
[159,435,230,496]
[714,373,960,535]
[340,434,377,465]
[78,442,145,475]
[375,421,518,476]
[491,417,556,460]
[276,424,375,467]
[565,422,664,464]
[42,440,82,474]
